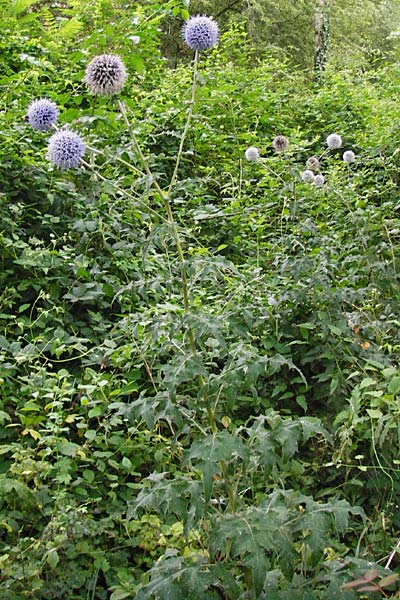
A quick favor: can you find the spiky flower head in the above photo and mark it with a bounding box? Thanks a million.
[272,135,289,153]
[301,169,315,183]
[245,146,260,162]
[314,174,325,187]
[306,156,320,171]
[343,150,356,163]
[27,98,58,131]
[47,130,86,169]
[326,133,342,150]
[182,15,219,51]
[84,54,127,96]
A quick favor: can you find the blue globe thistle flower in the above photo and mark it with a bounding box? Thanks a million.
[245,146,260,162]
[314,174,325,186]
[306,156,320,171]
[47,130,86,169]
[301,169,315,183]
[84,54,127,96]
[27,98,58,131]
[183,15,219,51]
[326,133,342,149]
[343,150,355,163]
[272,135,289,153]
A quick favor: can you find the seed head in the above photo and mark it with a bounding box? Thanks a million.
[272,135,289,153]
[47,130,86,169]
[326,133,342,150]
[27,98,58,131]
[183,15,219,51]
[245,146,260,162]
[306,156,320,171]
[314,174,325,187]
[84,54,127,96]
[301,169,315,183]
[343,150,356,163]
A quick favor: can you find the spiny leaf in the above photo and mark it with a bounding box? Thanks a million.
[186,430,249,501]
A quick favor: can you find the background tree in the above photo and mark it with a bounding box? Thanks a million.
[166,0,400,69]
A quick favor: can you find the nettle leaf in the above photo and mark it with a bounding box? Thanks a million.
[186,430,249,501]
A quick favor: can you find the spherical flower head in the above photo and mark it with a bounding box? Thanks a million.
[27,98,58,131]
[306,156,320,171]
[343,150,356,163]
[47,130,86,170]
[84,54,127,96]
[314,174,325,187]
[326,133,342,150]
[301,169,315,183]
[245,146,260,162]
[183,15,219,51]
[272,135,289,153]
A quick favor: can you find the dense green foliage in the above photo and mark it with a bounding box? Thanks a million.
[1,0,400,598]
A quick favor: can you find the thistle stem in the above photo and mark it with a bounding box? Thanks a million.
[167,50,199,195]
[117,99,191,313]
[80,159,167,223]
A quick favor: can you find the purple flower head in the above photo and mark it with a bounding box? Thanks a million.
[27,98,58,131]
[183,15,219,51]
[47,130,86,169]
[84,54,127,96]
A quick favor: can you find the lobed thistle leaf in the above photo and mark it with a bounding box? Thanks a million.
[27,98,58,131]
[182,15,219,51]
[84,54,127,96]
[47,130,86,170]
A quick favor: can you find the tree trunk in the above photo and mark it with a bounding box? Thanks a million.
[314,0,330,73]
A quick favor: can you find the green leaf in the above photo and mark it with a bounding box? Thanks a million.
[122,456,132,470]
[11,0,37,15]
[58,16,83,39]
[388,376,400,395]
[46,548,59,569]
[83,469,95,483]
[57,441,81,457]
